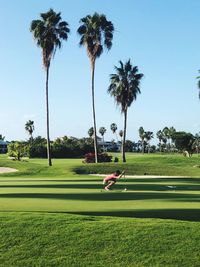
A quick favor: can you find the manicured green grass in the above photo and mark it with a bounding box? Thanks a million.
[1,213,200,267]
[74,153,200,176]
[1,153,200,266]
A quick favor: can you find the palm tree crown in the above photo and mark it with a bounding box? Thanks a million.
[77,12,114,63]
[88,127,94,138]
[30,8,70,69]
[99,127,106,137]
[25,120,35,138]
[108,60,143,112]
[110,123,117,134]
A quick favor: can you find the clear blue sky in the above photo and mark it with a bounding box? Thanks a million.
[1,0,200,143]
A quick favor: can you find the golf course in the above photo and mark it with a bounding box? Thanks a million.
[1,153,200,266]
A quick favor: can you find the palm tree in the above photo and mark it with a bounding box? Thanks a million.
[88,127,94,138]
[144,131,154,153]
[99,127,106,151]
[139,127,145,153]
[110,123,118,142]
[25,120,35,142]
[0,134,5,141]
[108,60,143,162]
[30,9,70,166]
[168,126,176,151]
[163,127,170,151]
[77,13,114,163]
[156,130,164,153]
[119,130,123,152]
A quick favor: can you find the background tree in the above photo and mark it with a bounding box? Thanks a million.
[156,130,164,153]
[110,123,118,142]
[30,9,70,166]
[108,59,143,162]
[25,120,35,142]
[0,134,5,141]
[125,140,134,152]
[172,131,194,156]
[144,131,154,153]
[8,142,28,161]
[139,127,145,153]
[99,127,106,151]
[119,130,123,140]
[192,133,200,155]
[163,127,171,152]
[77,12,114,163]
[88,127,94,138]
[168,126,176,151]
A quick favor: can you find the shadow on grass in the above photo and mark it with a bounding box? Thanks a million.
[0,179,101,183]
[1,183,200,192]
[1,191,200,201]
[70,209,200,222]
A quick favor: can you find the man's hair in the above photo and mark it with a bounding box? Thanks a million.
[115,170,121,176]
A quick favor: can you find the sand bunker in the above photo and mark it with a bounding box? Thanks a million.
[0,167,18,173]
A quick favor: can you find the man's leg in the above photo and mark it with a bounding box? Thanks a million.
[105,180,115,190]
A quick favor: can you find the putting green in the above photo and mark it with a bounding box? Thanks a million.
[1,176,200,221]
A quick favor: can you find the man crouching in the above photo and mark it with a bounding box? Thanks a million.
[103,170,124,191]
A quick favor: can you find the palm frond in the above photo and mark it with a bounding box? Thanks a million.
[77,12,114,61]
[30,9,70,68]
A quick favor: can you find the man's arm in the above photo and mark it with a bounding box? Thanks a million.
[117,171,125,179]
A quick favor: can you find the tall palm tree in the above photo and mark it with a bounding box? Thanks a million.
[77,13,114,163]
[110,123,118,142]
[119,130,123,151]
[108,60,143,162]
[25,120,35,142]
[30,9,70,166]
[99,127,106,151]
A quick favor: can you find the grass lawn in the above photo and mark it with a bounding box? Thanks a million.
[1,153,200,266]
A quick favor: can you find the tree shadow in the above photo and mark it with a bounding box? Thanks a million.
[1,183,200,192]
[70,209,200,222]
[1,191,200,201]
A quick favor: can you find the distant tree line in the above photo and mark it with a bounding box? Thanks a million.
[3,118,200,161]
[7,136,94,160]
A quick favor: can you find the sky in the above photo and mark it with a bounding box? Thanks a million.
[1,0,200,144]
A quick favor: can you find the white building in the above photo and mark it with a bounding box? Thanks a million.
[97,136,121,152]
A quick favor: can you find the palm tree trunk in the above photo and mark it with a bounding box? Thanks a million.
[160,140,162,153]
[142,140,145,154]
[91,60,98,163]
[103,135,105,152]
[122,109,127,163]
[46,66,52,166]
[115,132,119,143]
